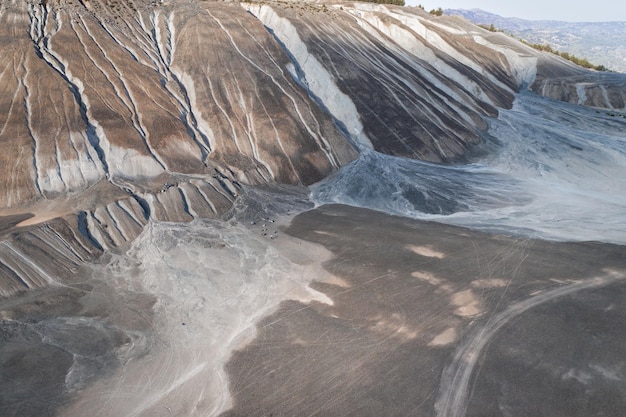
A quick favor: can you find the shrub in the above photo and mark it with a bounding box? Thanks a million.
[359,0,405,5]
[429,7,443,16]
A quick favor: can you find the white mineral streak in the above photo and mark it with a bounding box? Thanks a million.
[349,4,498,106]
[472,35,538,85]
[243,4,373,150]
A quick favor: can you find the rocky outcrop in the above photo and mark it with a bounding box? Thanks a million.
[0,173,241,297]
[532,68,626,110]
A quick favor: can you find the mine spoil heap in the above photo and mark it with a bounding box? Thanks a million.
[1,1,625,416]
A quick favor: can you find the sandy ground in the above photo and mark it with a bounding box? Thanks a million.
[221,204,626,417]
[2,203,626,417]
[56,207,336,417]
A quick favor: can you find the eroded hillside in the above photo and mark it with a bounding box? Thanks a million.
[0,0,623,296]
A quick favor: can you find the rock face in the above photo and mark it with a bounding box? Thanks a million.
[244,2,525,161]
[532,71,626,110]
[0,0,359,296]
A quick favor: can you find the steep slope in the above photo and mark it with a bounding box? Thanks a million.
[243,1,625,159]
[0,0,358,297]
[0,0,356,207]
[443,8,626,109]
[0,0,619,228]
[244,2,523,161]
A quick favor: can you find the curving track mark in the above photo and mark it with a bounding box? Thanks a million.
[435,270,626,417]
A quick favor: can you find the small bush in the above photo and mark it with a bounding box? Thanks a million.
[429,7,443,16]
[359,0,405,5]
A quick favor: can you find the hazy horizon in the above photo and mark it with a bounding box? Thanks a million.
[405,0,626,22]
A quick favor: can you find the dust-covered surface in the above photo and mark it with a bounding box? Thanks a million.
[1,199,625,417]
[222,204,626,417]
[465,282,626,417]
[0,186,335,417]
[0,278,156,417]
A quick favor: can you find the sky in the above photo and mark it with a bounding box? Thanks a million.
[404,0,626,22]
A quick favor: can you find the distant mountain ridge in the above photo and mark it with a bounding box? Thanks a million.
[447,8,626,73]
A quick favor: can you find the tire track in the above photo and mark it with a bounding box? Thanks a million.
[435,270,626,417]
